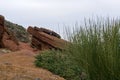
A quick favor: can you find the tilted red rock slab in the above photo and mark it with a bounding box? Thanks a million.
[28,26,69,50]
[34,26,61,38]
[31,37,53,50]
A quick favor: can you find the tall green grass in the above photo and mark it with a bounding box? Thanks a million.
[67,19,120,80]
[35,18,120,80]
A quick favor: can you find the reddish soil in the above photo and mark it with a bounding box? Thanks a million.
[0,42,65,80]
[18,42,37,52]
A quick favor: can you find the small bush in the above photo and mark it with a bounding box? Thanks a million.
[35,50,81,80]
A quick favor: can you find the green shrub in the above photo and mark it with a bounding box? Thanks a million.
[35,50,81,80]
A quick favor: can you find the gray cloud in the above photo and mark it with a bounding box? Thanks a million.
[0,0,120,37]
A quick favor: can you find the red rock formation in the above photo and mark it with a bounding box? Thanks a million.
[27,26,69,50]
[0,15,19,51]
[34,26,61,38]
[0,15,5,47]
[2,31,19,51]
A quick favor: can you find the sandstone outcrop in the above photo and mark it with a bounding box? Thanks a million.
[34,27,61,38]
[0,15,5,47]
[0,15,69,51]
[0,15,19,51]
[27,26,68,50]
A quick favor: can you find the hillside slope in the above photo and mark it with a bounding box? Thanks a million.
[5,20,29,43]
[0,16,65,80]
[0,49,64,80]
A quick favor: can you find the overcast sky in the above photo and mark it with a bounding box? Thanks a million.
[0,0,120,37]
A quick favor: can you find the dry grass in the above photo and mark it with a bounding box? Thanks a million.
[0,49,64,80]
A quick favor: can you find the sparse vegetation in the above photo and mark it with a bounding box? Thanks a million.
[35,18,120,80]
[5,20,29,42]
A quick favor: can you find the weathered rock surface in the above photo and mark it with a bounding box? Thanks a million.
[0,15,5,47]
[0,15,19,51]
[27,26,68,50]
[34,26,61,38]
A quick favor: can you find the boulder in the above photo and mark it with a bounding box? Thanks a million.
[34,26,61,38]
[0,15,19,51]
[27,26,68,50]
[2,32,19,51]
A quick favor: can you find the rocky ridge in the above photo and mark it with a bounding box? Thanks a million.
[0,15,68,80]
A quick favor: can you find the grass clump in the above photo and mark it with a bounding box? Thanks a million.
[67,19,120,80]
[35,50,81,80]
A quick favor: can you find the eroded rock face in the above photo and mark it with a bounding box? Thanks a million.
[0,15,4,26]
[27,26,68,50]
[2,32,19,51]
[0,15,5,47]
[0,15,19,51]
